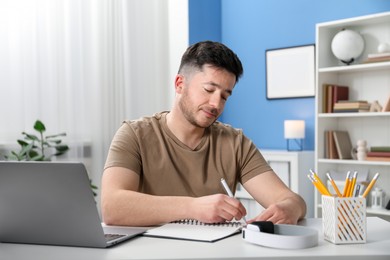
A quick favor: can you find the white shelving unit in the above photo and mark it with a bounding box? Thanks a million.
[236,150,314,219]
[315,12,390,221]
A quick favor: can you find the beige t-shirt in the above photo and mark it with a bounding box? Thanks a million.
[104,111,271,197]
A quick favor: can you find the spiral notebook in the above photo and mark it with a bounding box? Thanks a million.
[144,220,243,242]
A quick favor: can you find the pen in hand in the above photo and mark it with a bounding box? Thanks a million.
[220,178,247,223]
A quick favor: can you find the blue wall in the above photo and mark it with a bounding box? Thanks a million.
[189,0,390,151]
[189,0,221,42]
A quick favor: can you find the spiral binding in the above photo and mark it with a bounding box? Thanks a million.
[172,219,242,227]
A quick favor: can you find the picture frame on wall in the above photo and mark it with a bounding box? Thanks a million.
[266,44,315,99]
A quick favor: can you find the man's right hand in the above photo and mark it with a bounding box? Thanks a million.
[189,194,247,223]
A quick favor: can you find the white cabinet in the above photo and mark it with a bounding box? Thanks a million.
[315,12,390,220]
[236,150,314,219]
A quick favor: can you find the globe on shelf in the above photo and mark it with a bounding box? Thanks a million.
[331,29,365,65]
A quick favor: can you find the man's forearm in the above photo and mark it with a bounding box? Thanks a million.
[102,190,193,226]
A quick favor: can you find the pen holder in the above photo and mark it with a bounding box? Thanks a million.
[322,196,366,244]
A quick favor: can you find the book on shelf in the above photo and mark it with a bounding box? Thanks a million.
[327,85,333,113]
[333,109,370,113]
[332,131,353,160]
[368,52,390,59]
[333,100,370,113]
[337,100,368,103]
[366,156,390,162]
[334,100,369,108]
[366,151,390,157]
[324,130,339,159]
[370,146,390,152]
[332,85,349,105]
[363,53,390,63]
[322,84,349,113]
[322,84,328,113]
[324,131,328,159]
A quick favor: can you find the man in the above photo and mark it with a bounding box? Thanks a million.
[101,41,306,227]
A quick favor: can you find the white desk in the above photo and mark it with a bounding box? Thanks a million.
[1,217,389,260]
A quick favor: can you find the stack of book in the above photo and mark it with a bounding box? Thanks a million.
[363,52,390,63]
[366,146,390,162]
[333,100,370,113]
[324,130,338,159]
[322,84,349,113]
[324,130,353,160]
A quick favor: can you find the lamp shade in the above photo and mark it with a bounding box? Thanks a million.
[331,29,364,65]
[284,120,305,139]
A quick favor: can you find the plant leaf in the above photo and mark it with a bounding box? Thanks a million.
[46,133,67,139]
[53,151,65,156]
[19,143,34,157]
[46,139,62,144]
[34,120,46,133]
[28,149,40,158]
[55,145,69,152]
[22,132,39,141]
[17,139,30,147]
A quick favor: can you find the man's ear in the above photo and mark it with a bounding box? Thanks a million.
[174,74,185,94]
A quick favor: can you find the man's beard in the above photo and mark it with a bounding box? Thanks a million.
[178,92,217,128]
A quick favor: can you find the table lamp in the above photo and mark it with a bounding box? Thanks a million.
[284,120,305,151]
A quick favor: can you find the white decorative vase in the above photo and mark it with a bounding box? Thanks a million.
[377,42,390,53]
[356,140,367,161]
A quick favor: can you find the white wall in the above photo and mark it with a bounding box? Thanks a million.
[0,0,189,210]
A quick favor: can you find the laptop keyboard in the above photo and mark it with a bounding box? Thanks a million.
[105,233,126,242]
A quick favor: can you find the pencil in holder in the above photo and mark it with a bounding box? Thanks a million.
[322,195,366,244]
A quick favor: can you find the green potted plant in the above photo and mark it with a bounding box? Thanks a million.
[4,120,69,161]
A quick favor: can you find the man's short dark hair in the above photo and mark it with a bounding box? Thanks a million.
[178,41,243,83]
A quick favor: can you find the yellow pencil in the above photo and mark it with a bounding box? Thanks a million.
[342,171,351,197]
[345,173,353,197]
[309,169,332,196]
[362,172,380,198]
[348,171,358,197]
[310,169,332,196]
[326,172,342,197]
[308,174,329,195]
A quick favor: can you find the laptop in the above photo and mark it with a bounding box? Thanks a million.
[0,161,147,248]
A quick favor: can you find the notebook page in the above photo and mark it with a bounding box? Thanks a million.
[144,220,243,242]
